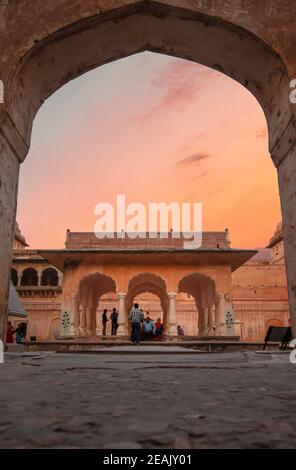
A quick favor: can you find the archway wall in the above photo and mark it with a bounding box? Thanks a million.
[1,1,296,338]
[1,0,295,153]
[63,262,232,295]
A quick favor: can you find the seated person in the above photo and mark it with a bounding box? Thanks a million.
[177,325,184,336]
[142,316,154,340]
[154,317,164,341]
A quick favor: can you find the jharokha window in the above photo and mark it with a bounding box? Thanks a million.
[21,268,38,286]
[41,268,59,287]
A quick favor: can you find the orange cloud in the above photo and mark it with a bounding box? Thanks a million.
[134,59,216,122]
[256,128,268,138]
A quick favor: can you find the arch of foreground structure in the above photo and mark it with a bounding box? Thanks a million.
[1,1,296,339]
[178,272,223,336]
[62,272,117,337]
[126,272,170,333]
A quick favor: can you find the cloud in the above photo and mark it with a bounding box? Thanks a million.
[134,59,216,123]
[256,128,268,138]
[177,152,212,166]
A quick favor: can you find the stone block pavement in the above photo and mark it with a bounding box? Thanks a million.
[0,348,296,449]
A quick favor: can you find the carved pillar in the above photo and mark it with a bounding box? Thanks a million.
[224,294,234,336]
[207,304,214,335]
[79,304,87,336]
[215,293,225,336]
[86,306,93,336]
[91,307,97,336]
[117,293,127,336]
[58,272,63,288]
[69,293,79,336]
[203,307,209,336]
[197,304,203,336]
[197,307,207,336]
[198,289,208,336]
[167,292,177,336]
[37,267,42,287]
[16,266,21,287]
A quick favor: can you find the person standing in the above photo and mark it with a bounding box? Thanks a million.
[110,307,119,336]
[128,302,144,345]
[15,324,23,344]
[6,321,14,344]
[102,309,108,336]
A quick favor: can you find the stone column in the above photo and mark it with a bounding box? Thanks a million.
[86,306,93,337]
[117,293,127,336]
[203,307,209,336]
[207,304,214,335]
[197,305,203,336]
[215,293,225,336]
[17,267,21,287]
[0,140,21,340]
[198,289,208,336]
[58,273,63,288]
[79,304,87,336]
[37,267,42,287]
[198,307,208,336]
[167,292,177,336]
[69,293,79,336]
[91,307,97,336]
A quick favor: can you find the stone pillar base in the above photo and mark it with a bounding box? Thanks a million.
[69,325,80,336]
[168,324,178,336]
[216,324,225,336]
[117,324,128,336]
[79,327,87,336]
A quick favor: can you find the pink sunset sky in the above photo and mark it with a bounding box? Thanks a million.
[17,51,281,249]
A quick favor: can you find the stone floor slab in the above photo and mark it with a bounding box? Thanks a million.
[0,351,295,449]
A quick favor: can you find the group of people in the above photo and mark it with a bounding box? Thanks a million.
[102,307,119,336]
[128,303,184,345]
[102,303,185,344]
[128,303,164,344]
[6,321,26,344]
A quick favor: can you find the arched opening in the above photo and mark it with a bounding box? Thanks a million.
[41,268,59,287]
[126,273,168,332]
[178,273,217,336]
[133,292,163,324]
[266,318,283,330]
[1,1,295,341]
[20,268,38,287]
[77,273,117,337]
[97,292,118,336]
[11,269,18,287]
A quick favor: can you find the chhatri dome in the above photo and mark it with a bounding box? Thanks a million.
[267,221,283,251]
[13,222,28,249]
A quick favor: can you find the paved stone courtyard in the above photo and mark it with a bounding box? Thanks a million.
[1,348,296,449]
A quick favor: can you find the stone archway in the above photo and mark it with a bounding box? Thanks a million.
[178,273,218,336]
[74,272,117,337]
[1,1,296,339]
